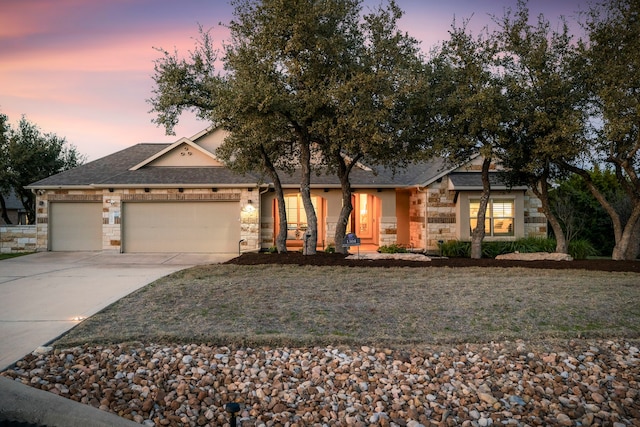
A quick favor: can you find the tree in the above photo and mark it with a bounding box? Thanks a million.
[150,0,427,255]
[313,1,427,253]
[427,22,509,259]
[568,0,640,260]
[496,1,587,254]
[549,167,624,255]
[0,115,84,223]
[0,113,12,224]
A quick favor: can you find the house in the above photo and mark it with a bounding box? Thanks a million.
[0,189,28,225]
[27,128,547,253]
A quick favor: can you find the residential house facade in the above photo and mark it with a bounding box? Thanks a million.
[27,128,547,254]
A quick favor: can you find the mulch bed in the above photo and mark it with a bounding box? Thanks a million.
[225,251,640,272]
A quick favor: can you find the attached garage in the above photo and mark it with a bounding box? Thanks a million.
[49,202,103,251]
[122,201,240,253]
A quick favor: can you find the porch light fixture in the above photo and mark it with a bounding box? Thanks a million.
[178,188,184,193]
[243,200,256,213]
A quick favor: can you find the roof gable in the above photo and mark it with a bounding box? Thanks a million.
[130,138,223,170]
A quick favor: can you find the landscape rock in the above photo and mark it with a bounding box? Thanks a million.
[495,252,573,261]
[2,339,638,426]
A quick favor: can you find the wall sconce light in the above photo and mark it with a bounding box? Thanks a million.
[178,188,184,193]
[243,200,256,213]
[211,188,218,192]
[144,188,150,193]
[108,188,114,193]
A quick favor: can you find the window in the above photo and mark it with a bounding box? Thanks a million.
[470,199,514,237]
[284,194,317,239]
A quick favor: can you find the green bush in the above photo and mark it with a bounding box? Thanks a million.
[378,243,408,254]
[568,239,598,260]
[324,244,336,253]
[512,237,557,253]
[439,240,471,257]
[438,237,593,259]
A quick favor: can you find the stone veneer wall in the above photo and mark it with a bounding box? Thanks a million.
[409,180,547,253]
[0,225,37,253]
[35,188,261,252]
[523,191,548,238]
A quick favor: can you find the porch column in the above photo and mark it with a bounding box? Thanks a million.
[377,190,398,247]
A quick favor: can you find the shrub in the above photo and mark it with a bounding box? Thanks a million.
[568,239,598,260]
[509,237,555,254]
[325,244,336,253]
[378,243,408,254]
[439,237,577,258]
[439,240,471,257]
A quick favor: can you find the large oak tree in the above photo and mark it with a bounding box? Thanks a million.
[0,114,84,224]
[149,0,426,255]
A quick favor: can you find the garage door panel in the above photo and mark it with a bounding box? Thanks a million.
[123,202,239,253]
[50,203,103,251]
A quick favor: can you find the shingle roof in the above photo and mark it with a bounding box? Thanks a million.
[448,172,528,190]
[2,189,25,210]
[27,143,486,189]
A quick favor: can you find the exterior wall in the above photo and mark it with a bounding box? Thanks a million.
[34,187,260,253]
[524,190,548,238]
[375,190,398,247]
[0,225,37,253]
[411,179,548,254]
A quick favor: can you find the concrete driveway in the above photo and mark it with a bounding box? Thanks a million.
[0,251,235,371]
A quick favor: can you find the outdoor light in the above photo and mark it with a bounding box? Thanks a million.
[225,402,241,426]
[243,200,256,213]
[71,316,86,322]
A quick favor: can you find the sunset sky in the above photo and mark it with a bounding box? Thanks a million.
[1,0,587,161]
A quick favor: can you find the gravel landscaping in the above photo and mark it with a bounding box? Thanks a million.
[2,340,639,426]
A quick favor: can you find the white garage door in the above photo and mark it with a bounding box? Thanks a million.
[50,202,103,251]
[123,202,239,253]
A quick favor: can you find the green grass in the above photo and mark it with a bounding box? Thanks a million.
[0,252,33,261]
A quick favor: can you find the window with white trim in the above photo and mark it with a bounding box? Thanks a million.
[470,199,514,236]
[284,194,317,239]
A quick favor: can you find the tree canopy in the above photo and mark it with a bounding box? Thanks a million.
[149,0,426,254]
[0,114,84,224]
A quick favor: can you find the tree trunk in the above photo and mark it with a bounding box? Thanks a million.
[260,145,287,253]
[0,194,12,224]
[624,215,640,260]
[18,190,35,225]
[471,157,491,259]
[613,203,640,260]
[333,152,361,255]
[562,163,636,260]
[299,138,317,255]
[531,167,567,253]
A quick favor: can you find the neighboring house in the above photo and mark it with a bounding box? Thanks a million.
[0,189,28,225]
[26,128,547,254]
